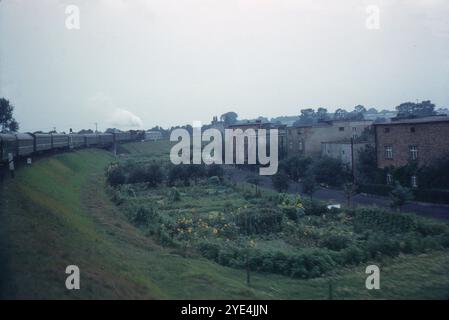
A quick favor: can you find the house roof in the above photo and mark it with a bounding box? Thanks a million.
[373,115,449,126]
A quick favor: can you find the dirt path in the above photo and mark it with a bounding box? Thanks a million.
[224,166,449,220]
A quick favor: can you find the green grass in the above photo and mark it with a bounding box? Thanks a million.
[1,143,449,299]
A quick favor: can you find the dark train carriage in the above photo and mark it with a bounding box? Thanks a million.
[114,132,132,143]
[51,134,69,149]
[69,134,85,149]
[32,133,52,152]
[98,133,113,147]
[84,134,99,147]
[15,133,34,156]
[0,134,17,162]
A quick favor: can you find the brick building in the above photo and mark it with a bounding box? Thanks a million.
[374,116,449,170]
[287,120,372,157]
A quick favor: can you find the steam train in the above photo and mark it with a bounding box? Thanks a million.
[0,131,143,163]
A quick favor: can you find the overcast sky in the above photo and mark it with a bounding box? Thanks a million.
[1,0,448,132]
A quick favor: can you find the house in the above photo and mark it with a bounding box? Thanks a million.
[373,116,449,187]
[287,119,372,157]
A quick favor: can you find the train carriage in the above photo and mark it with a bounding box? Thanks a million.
[114,132,132,143]
[32,134,52,152]
[98,133,113,147]
[15,133,34,156]
[84,134,99,147]
[51,134,69,149]
[69,134,85,149]
[0,133,17,162]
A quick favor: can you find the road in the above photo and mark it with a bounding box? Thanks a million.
[224,166,449,220]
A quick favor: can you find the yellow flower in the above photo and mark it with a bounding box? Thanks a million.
[212,228,219,235]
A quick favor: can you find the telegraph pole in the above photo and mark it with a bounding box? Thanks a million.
[351,137,355,183]
[95,122,98,133]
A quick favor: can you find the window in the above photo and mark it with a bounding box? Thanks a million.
[409,146,418,160]
[384,146,393,159]
[411,175,418,188]
[386,174,393,185]
[384,127,390,133]
[410,127,415,133]
[339,127,345,131]
[299,141,303,151]
[352,127,357,132]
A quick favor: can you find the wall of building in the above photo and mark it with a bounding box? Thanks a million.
[375,121,449,168]
[321,141,371,173]
[287,120,372,157]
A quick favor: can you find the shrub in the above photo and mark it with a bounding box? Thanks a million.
[311,156,351,187]
[303,201,328,216]
[272,172,290,193]
[128,166,147,184]
[235,208,284,235]
[353,208,417,234]
[208,176,221,186]
[144,164,164,187]
[106,164,126,187]
[168,187,181,202]
[320,234,351,251]
[207,164,224,180]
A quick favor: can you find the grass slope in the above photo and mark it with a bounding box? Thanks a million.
[1,144,448,299]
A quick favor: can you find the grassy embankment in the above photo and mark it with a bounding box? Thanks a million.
[0,141,448,299]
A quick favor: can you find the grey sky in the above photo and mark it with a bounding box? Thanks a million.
[1,0,448,132]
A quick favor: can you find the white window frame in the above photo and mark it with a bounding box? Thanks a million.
[411,175,418,188]
[409,145,418,160]
[386,173,393,185]
[385,146,393,159]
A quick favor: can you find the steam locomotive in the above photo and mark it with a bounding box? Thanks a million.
[0,131,143,163]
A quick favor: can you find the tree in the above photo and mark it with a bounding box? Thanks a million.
[356,145,379,183]
[272,172,290,193]
[317,108,329,121]
[302,172,317,200]
[396,100,436,118]
[220,112,238,126]
[312,156,351,187]
[333,108,348,120]
[0,98,19,132]
[299,108,316,124]
[354,105,367,115]
[280,156,312,182]
[389,182,414,212]
[367,107,378,114]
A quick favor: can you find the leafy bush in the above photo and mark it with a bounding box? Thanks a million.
[271,172,290,193]
[235,208,284,235]
[352,208,417,234]
[303,201,328,216]
[106,164,126,187]
[207,164,224,180]
[311,156,351,187]
[320,234,351,251]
